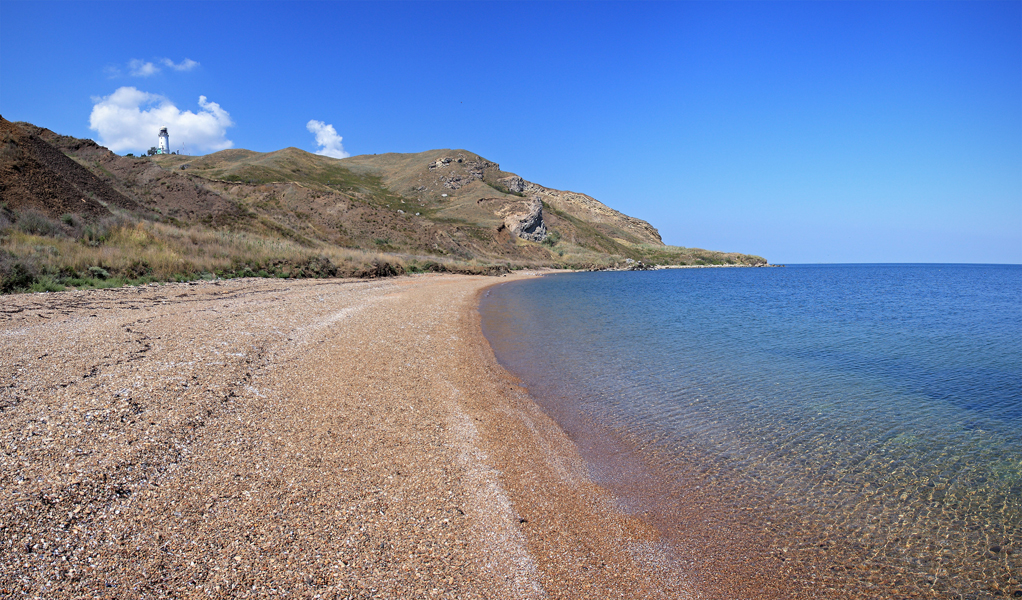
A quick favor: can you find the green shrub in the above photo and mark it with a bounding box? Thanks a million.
[16,210,63,237]
[29,277,65,292]
[88,266,111,279]
[542,231,561,247]
[0,253,38,292]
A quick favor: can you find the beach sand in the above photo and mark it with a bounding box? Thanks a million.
[1,273,707,599]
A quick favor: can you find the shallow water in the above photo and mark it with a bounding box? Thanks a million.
[480,265,1022,598]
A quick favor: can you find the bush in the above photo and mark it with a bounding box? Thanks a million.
[80,214,133,245]
[0,253,38,292]
[122,260,152,279]
[303,255,337,277]
[88,266,111,280]
[60,213,85,237]
[541,231,561,247]
[29,277,65,292]
[356,259,403,278]
[16,209,63,237]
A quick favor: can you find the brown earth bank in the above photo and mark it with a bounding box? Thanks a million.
[1,274,802,599]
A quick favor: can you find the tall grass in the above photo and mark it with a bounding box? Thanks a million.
[0,208,767,294]
[0,218,420,293]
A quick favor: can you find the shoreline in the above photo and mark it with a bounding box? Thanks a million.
[1,273,697,598]
[477,274,823,600]
[476,268,1022,599]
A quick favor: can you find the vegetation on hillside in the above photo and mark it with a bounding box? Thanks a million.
[0,119,767,293]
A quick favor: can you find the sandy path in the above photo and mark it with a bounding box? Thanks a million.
[1,274,694,599]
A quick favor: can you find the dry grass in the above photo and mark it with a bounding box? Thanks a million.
[0,219,434,293]
[0,212,766,294]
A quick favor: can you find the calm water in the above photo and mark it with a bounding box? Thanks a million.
[480,265,1022,598]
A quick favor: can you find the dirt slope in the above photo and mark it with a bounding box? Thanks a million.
[0,117,138,220]
[16,121,247,227]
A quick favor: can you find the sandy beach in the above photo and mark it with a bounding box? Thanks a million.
[1,273,702,599]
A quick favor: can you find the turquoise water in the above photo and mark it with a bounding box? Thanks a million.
[480,265,1022,598]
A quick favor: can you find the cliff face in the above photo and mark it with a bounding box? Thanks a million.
[496,174,663,245]
[477,196,547,242]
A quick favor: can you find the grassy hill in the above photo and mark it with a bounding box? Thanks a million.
[0,117,767,292]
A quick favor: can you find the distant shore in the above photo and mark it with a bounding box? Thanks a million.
[653,263,779,268]
[590,262,777,272]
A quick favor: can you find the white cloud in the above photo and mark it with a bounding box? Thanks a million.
[128,59,159,77]
[306,120,349,159]
[89,86,234,153]
[123,58,199,77]
[161,58,199,72]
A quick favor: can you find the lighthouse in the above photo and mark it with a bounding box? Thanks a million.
[157,127,170,154]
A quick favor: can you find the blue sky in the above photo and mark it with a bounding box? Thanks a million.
[1,1,1019,263]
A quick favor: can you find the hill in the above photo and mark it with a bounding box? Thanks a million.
[0,117,767,292]
[0,118,140,220]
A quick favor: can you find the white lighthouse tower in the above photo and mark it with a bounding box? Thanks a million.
[157,127,170,154]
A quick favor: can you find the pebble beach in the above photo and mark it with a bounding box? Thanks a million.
[1,274,697,599]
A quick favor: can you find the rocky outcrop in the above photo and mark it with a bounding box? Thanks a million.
[477,196,547,242]
[514,180,662,245]
[413,153,661,245]
[497,175,527,194]
[427,154,499,190]
[491,174,661,245]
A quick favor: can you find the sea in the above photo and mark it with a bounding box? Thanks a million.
[479,264,1021,599]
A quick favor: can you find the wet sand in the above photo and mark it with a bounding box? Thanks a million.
[1,273,707,599]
